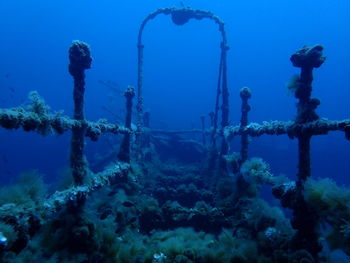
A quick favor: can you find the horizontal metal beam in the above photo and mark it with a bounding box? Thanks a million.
[0,108,132,141]
[224,118,350,140]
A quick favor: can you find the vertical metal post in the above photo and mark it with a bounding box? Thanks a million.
[68,41,92,185]
[220,43,230,157]
[239,87,251,164]
[289,45,325,258]
[118,86,135,163]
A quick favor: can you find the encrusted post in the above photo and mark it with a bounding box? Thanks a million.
[239,87,251,164]
[68,41,92,185]
[289,45,326,258]
[290,45,325,183]
[118,86,135,163]
[292,46,325,182]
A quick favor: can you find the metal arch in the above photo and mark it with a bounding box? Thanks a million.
[136,7,230,156]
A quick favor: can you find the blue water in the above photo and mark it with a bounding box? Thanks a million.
[0,0,349,184]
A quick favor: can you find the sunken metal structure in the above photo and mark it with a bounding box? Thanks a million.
[0,6,350,262]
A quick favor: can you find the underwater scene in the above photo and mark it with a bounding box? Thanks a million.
[1,0,350,262]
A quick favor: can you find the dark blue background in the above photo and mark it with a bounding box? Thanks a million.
[0,0,349,185]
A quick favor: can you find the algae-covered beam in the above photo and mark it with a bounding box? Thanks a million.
[0,162,130,250]
[0,107,132,139]
[224,119,350,140]
[44,162,130,213]
[0,162,130,215]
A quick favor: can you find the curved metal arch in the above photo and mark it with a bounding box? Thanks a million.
[136,7,230,156]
